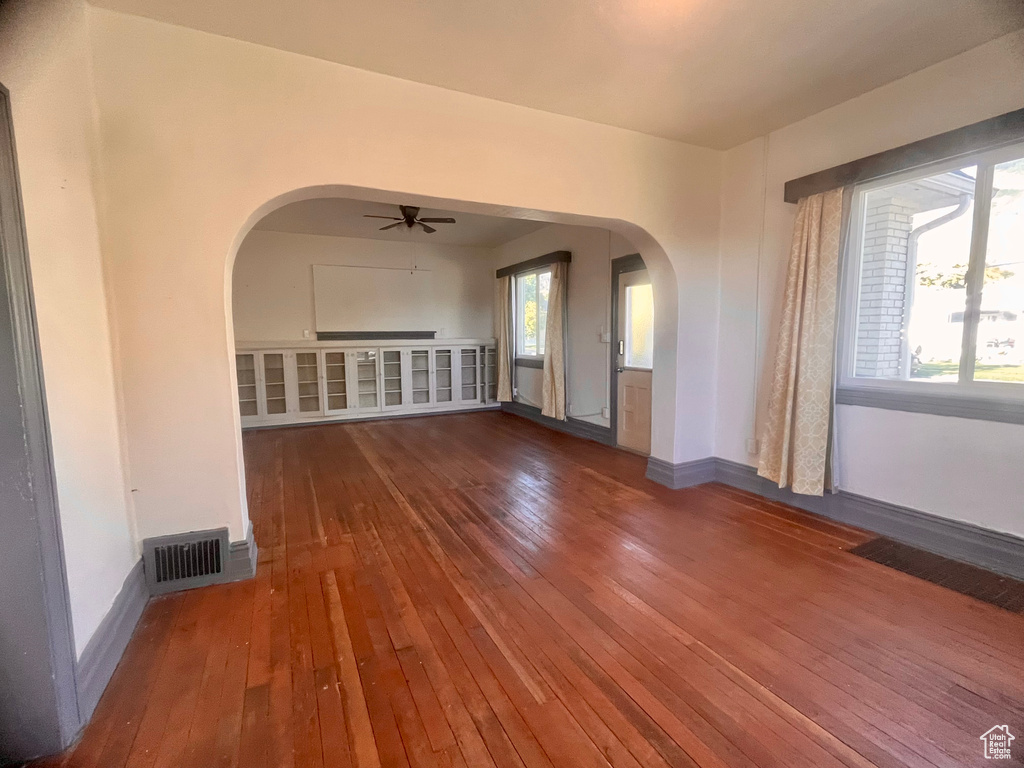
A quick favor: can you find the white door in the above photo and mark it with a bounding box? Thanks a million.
[349,349,381,412]
[323,350,349,415]
[616,269,653,454]
[410,348,432,406]
[432,348,454,406]
[235,353,260,424]
[484,346,497,403]
[260,351,289,419]
[380,348,408,411]
[294,350,323,417]
[458,346,480,403]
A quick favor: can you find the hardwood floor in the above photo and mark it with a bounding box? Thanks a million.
[42,412,1024,768]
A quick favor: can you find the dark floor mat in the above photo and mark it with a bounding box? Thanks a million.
[848,537,1024,613]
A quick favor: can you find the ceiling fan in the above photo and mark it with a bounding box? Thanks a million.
[363,205,456,234]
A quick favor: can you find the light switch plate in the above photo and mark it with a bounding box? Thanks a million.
[600,332,611,343]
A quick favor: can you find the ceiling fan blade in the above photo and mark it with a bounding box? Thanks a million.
[379,221,406,231]
[364,215,402,220]
[418,222,437,234]
[418,217,456,224]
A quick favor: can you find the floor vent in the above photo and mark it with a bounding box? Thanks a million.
[142,528,230,595]
[848,537,1024,613]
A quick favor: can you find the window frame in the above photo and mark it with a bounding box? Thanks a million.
[514,266,553,363]
[837,140,1024,423]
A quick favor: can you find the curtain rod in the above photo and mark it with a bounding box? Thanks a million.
[783,107,1024,204]
[496,250,571,279]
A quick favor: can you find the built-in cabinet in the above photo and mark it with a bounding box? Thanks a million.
[235,339,498,427]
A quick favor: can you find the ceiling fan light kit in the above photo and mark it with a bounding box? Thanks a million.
[363,204,457,233]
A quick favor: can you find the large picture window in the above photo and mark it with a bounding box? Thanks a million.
[515,268,551,358]
[840,141,1024,404]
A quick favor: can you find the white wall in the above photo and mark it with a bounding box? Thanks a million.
[233,229,494,342]
[85,6,721,543]
[492,224,637,426]
[0,0,137,655]
[716,29,1024,538]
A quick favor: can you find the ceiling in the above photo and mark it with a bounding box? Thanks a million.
[253,198,549,247]
[90,0,1024,148]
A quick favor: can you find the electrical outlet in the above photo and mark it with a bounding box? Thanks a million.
[601,406,610,419]
[746,438,760,455]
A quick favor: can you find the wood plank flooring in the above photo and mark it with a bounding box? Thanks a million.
[41,412,1024,768]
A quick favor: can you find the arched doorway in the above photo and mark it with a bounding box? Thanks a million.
[223,185,681,538]
[227,191,665,456]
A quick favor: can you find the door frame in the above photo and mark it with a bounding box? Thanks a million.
[0,83,81,757]
[609,253,647,447]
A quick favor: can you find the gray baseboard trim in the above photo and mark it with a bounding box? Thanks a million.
[228,525,258,582]
[72,531,256,732]
[75,558,148,723]
[501,401,615,446]
[712,457,1024,582]
[645,456,717,489]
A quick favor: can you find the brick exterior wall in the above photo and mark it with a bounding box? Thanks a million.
[856,196,912,378]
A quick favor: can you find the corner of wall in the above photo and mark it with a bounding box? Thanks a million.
[82,0,141,558]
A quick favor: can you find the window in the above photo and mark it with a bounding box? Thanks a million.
[515,268,551,357]
[625,282,654,369]
[840,142,1024,406]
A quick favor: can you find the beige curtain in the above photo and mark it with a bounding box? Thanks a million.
[758,187,846,496]
[541,262,567,420]
[496,275,514,402]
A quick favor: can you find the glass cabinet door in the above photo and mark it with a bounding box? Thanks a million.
[411,349,431,405]
[324,351,348,414]
[381,349,405,410]
[295,351,322,414]
[460,347,479,403]
[262,352,287,416]
[433,348,453,403]
[354,350,380,410]
[236,353,259,418]
[484,346,497,403]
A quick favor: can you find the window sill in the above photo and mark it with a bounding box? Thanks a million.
[515,357,544,369]
[835,386,1024,425]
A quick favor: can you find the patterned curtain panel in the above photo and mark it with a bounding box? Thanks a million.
[758,187,847,496]
[496,275,514,402]
[541,262,567,420]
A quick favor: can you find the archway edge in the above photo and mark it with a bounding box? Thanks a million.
[226,183,675,276]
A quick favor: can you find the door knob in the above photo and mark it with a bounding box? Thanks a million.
[616,367,625,373]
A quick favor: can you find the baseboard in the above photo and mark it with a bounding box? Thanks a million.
[645,456,717,489]
[228,525,258,582]
[646,455,1024,582]
[73,531,255,730]
[501,401,615,446]
[75,558,148,723]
